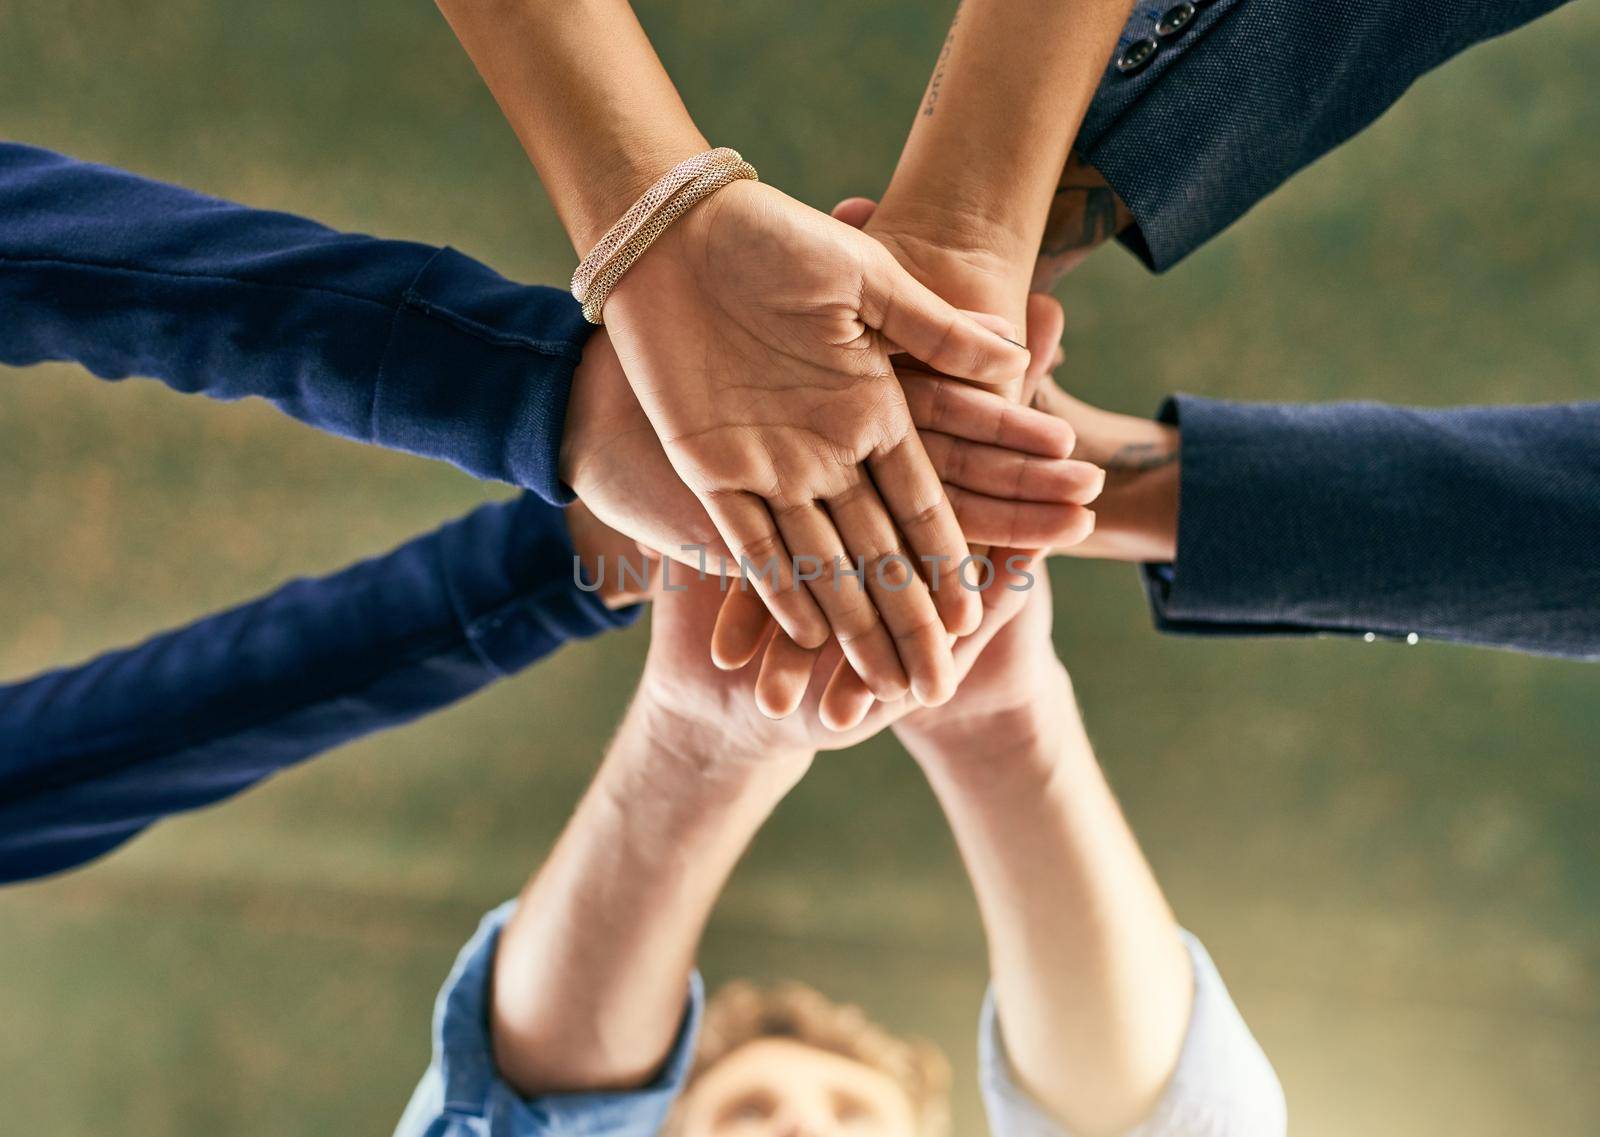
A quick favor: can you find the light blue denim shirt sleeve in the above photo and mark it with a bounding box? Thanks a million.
[394,901,706,1137]
[978,931,1285,1137]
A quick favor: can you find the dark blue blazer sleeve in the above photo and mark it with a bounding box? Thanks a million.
[1143,397,1600,659]
[0,495,639,884]
[1075,0,1574,270]
[0,142,592,504]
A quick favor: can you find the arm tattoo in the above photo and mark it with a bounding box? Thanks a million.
[1042,184,1122,255]
[1104,440,1179,472]
[921,1,964,117]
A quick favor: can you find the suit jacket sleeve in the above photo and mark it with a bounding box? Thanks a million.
[0,495,639,884]
[1074,0,1574,271]
[1144,396,1600,659]
[0,141,591,504]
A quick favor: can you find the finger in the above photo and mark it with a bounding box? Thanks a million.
[865,434,981,638]
[959,309,1020,344]
[860,253,1029,386]
[825,474,958,707]
[946,487,1098,549]
[1024,293,1066,383]
[901,373,1075,458]
[831,197,878,228]
[772,501,910,702]
[755,631,823,720]
[820,547,1041,730]
[921,434,1104,503]
[1022,293,1067,405]
[711,587,775,670]
[702,491,829,650]
[820,656,879,733]
[949,548,1044,670]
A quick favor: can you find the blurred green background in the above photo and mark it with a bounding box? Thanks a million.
[1,2,1597,1134]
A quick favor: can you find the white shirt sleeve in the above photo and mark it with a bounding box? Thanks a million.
[977,930,1285,1137]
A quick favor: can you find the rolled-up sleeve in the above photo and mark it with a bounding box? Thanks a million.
[395,902,704,1137]
[978,932,1284,1137]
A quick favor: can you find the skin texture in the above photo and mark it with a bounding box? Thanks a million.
[488,562,1192,1135]
[895,580,1193,1137]
[710,0,1134,720]
[674,1038,917,1137]
[487,563,1039,1097]
[436,0,1033,708]
[562,327,1098,574]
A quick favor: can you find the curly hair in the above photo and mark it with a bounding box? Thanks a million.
[664,980,951,1137]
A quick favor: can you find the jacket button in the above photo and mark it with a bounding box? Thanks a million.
[1156,2,1197,37]
[1116,37,1159,75]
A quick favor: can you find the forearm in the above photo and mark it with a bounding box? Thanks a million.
[876,0,1134,304]
[0,497,635,884]
[0,141,592,505]
[490,698,810,1095]
[898,668,1191,1136]
[435,0,707,253]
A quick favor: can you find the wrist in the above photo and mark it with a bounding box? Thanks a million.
[567,132,711,256]
[565,500,656,609]
[898,661,1076,777]
[1035,385,1179,562]
[630,686,814,784]
[866,208,1034,318]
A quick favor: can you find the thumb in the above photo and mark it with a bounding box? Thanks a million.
[1022,292,1066,404]
[831,197,878,229]
[860,253,1030,386]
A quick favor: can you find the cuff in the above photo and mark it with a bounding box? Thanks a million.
[373,247,596,506]
[1075,0,1250,273]
[978,932,1285,1137]
[421,901,704,1137]
[436,494,641,677]
[1141,395,1399,643]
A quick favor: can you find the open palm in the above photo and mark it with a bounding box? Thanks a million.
[605,179,1029,710]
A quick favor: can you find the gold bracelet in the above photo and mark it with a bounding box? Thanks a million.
[571,147,758,325]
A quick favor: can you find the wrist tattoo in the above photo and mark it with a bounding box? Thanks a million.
[1042,184,1122,255]
[921,1,963,117]
[1105,440,1179,472]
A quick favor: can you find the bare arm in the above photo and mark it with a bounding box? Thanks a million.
[894,588,1192,1136]
[873,0,1136,321]
[490,697,810,1095]
[434,0,706,254]
[435,0,1032,711]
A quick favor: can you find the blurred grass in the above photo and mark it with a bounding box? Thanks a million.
[2,2,1598,1135]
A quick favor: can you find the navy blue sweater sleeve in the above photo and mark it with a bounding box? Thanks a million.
[0,495,639,884]
[0,142,591,504]
[1143,397,1600,660]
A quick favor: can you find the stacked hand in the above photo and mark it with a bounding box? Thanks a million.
[634,551,1047,761]
[563,271,1103,729]
[603,179,1047,708]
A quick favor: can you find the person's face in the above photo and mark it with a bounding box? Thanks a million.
[676,1038,919,1137]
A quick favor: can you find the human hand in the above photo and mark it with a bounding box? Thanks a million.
[562,327,1099,573]
[891,578,1065,765]
[603,179,1030,710]
[710,276,1101,731]
[636,553,1044,763]
[1018,293,1180,564]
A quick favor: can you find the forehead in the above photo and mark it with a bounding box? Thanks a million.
[687,1037,912,1108]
